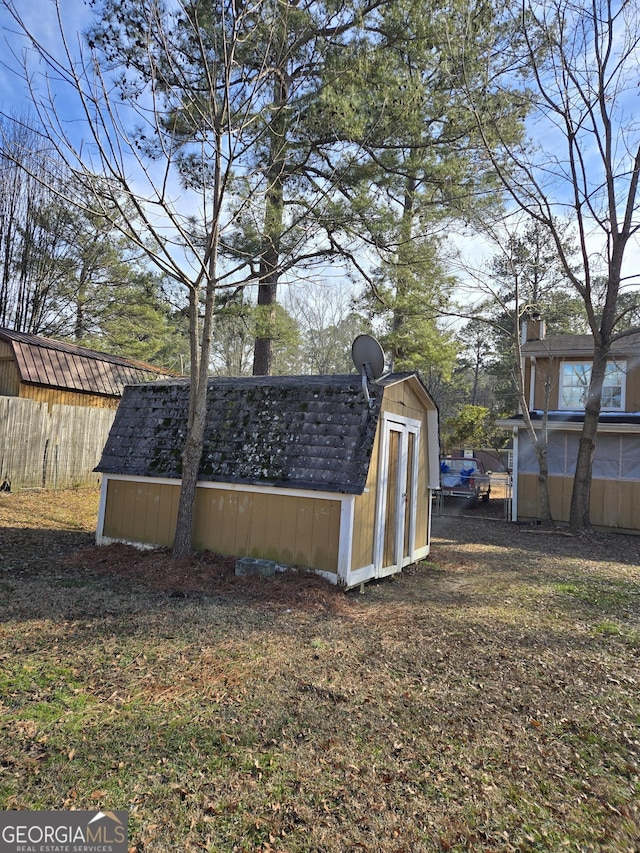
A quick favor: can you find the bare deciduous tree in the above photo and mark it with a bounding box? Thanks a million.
[455,221,564,525]
[286,285,367,375]
[2,0,279,555]
[0,0,390,554]
[457,0,640,530]
[0,118,73,335]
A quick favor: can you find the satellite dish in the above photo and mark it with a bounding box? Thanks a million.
[352,334,385,381]
[351,334,385,407]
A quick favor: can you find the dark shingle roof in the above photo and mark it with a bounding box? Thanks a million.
[96,374,388,494]
[0,327,177,397]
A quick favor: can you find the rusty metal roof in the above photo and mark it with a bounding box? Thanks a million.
[95,374,404,494]
[0,328,177,397]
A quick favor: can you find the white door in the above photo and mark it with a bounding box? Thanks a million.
[374,415,420,577]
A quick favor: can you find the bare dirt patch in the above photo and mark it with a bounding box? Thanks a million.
[64,541,354,614]
[1,488,352,613]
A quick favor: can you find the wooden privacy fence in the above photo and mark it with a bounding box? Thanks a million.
[0,396,116,490]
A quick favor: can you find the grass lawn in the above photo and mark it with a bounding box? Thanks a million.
[0,489,639,851]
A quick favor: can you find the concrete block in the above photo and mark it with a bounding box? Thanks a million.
[235,557,277,577]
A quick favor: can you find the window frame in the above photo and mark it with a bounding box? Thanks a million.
[559,360,626,411]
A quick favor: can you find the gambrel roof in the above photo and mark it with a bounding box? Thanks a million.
[96,373,427,494]
[0,328,176,397]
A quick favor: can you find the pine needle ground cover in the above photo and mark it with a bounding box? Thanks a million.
[0,490,639,852]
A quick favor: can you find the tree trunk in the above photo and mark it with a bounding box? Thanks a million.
[252,72,287,377]
[520,417,554,527]
[390,172,416,366]
[568,345,608,530]
[172,394,208,556]
[536,440,553,526]
[535,362,555,526]
[568,223,629,531]
[252,281,278,376]
[75,279,86,342]
[173,278,217,557]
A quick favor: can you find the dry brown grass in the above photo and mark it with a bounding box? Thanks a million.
[0,488,639,852]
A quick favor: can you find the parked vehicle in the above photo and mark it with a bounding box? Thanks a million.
[439,457,491,505]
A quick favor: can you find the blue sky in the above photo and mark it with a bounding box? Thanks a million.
[2,0,639,314]
[0,1,92,111]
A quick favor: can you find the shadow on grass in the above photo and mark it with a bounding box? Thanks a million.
[0,524,353,630]
[1,518,638,644]
[432,513,640,569]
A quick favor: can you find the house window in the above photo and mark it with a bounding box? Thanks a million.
[560,361,625,410]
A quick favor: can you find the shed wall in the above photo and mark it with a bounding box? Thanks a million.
[349,380,435,574]
[102,479,181,547]
[20,384,120,410]
[0,341,20,397]
[0,340,121,409]
[351,426,380,572]
[101,478,342,572]
[193,487,341,572]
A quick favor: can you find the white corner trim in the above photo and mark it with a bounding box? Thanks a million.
[95,475,109,544]
[99,471,354,502]
[511,428,519,522]
[337,495,355,585]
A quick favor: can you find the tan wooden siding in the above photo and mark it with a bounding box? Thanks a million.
[524,360,534,406]
[351,422,380,571]
[19,383,120,410]
[625,364,640,411]
[414,451,429,550]
[516,473,567,520]
[516,472,640,531]
[347,378,435,573]
[0,341,20,397]
[530,359,559,410]
[382,380,428,422]
[102,479,181,546]
[193,488,341,572]
[529,356,640,411]
[351,490,376,570]
[102,479,342,572]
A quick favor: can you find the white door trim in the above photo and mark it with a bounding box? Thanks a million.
[374,413,421,576]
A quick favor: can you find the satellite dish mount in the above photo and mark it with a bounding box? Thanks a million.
[351,335,385,408]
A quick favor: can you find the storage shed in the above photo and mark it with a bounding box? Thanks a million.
[0,327,179,490]
[95,372,440,588]
[0,327,176,410]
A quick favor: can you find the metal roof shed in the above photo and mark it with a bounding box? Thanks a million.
[95,372,440,588]
[0,327,176,409]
